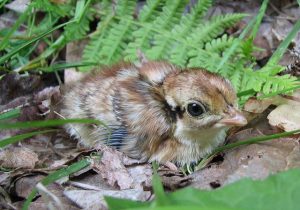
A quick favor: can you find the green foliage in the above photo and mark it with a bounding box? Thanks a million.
[0,0,299,98]
[106,168,300,210]
[81,0,298,97]
[22,158,91,210]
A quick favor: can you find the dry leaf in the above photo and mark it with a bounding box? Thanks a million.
[268,104,300,131]
[64,189,151,210]
[92,146,133,190]
[0,147,38,169]
[267,90,300,131]
[191,127,300,190]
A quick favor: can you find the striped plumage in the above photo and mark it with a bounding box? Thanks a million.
[61,61,247,165]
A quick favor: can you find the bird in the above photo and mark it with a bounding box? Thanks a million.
[61,61,247,166]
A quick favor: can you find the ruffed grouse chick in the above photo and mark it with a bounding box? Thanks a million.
[61,61,247,165]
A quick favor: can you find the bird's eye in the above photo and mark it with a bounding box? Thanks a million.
[186,102,206,117]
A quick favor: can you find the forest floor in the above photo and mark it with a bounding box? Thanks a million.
[0,0,300,209]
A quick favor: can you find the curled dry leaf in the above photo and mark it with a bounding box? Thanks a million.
[267,90,300,131]
[243,95,286,114]
[0,147,38,169]
[268,104,300,131]
[92,145,133,190]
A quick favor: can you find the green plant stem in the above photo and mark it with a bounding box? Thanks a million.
[250,0,269,38]
[0,108,20,120]
[0,0,9,8]
[37,62,98,72]
[0,4,32,51]
[0,20,74,65]
[267,19,300,66]
[197,129,300,170]
[216,0,268,72]
[22,158,91,210]
[0,118,103,129]
[0,130,56,148]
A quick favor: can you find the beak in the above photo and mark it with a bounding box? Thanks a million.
[219,107,247,126]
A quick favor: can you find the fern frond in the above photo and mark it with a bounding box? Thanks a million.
[168,13,245,66]
[115,0,137,18]
[205,34,238,54]
[125,0,188,61]
[99,19,134,64]
[64,12,93,41]
[173,0,212,35]
[187,14,246,48]
[168,0,212,66]
[81,14,115,66]
[82,1,136,66]
[153,0,189,31]
[188,49,235,74]
[138,0,165,22]
[31,0,72,17]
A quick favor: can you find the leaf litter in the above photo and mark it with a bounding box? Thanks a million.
[0,0,300,209]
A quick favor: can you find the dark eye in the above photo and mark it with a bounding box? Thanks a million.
[186,102,206,117]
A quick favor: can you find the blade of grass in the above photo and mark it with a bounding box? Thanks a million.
[37,62,98,72]
[74,0,92,22]
[0,108,20,120]
[250,0,269,38]
[267,19,300,66]
[0,0,10,8]
[0,118,104,129]
[0,4,32,51]
[0,129,56,148]
[0,20,75,65]
[22,158,91,210]
[216,0,268,71]
[151,162,170,206]
[197,129,300,170]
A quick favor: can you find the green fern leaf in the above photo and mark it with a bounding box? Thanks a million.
[187,14,246,48]
[205,34,238,54]
[138,0,165,22]
[31,0,72,17]
[64,12,93,41]
[99,19,135,64]
[169,0,212,66]
[81,14,115,66]
[82,0,136,66]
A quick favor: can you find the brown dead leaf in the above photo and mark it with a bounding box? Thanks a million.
[158,169,192,191]
[0,147,38,169]
[14,174,44,198]
[14,180,80,210]
[268,104,300,131]
[191,125,300,190]
[64,189,151,210]
[127,164,152,190]
[267,90,300,131]
[92,146,134,190]
[243,96,286,114]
